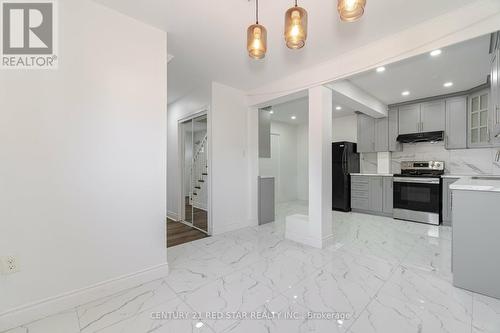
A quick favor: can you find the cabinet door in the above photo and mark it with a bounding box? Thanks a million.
[469,90,490,147]
[421,100,446,132]
[399,104,421,134]
[374,117,389,152]
[388,108,402,152]
[369,177,383,212]
[383,177,393,214]
[491,49,500,144]
[357,114,375,152]
[442,178,459,226]
[445,97,467,149]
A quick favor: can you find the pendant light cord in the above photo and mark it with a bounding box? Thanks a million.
[256,0,259,24]
[295,0,297,7]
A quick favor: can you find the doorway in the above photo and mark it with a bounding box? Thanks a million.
[180,114,209,234]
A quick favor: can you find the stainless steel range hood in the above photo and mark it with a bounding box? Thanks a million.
[397,131,444,143]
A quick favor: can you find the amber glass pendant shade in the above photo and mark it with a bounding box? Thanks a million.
[337,0,366,22]
[247,24,267,59]
[284,5,308,49]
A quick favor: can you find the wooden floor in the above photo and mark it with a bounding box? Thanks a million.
[167,218,208,248]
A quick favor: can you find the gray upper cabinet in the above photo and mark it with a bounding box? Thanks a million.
[421,100,446,133]
[445,96,468,149]
[383,177,393,214]
[258,109,271,158]
[357,113,375,153]
[374,117,389,152]
[388,108,402,152]
[398,103,421,134]
[357,113,390,153]
[468,89,490,147]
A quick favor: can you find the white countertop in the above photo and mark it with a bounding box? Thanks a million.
[442,174,500,179]
[450,176,500,192]
[350,173,393,177]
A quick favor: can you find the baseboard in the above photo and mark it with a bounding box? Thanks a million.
[192,202,207,211]
[0,263,169,332]
[167,211,180,221]
[212,219,256,235]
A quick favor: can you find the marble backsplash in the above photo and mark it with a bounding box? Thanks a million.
[361,142,500,175]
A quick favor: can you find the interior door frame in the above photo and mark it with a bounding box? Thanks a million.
[177,107,211,235]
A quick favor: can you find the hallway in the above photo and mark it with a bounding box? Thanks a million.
[167,219,208,247]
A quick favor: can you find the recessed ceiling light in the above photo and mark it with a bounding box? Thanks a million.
[336,106,342,110]
[269,110,274,114]
[195,322,204,329]
[402,91,410,96]
[443,82,453,88]
[291,116,297,120]
[430,49,442,57]
[376,66,386,73]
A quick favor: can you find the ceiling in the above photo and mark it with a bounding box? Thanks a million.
[93,0,479,104]
[347,34,492,105]
[269,96,355,125]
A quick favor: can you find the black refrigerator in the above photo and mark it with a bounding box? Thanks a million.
[332,142,360,212]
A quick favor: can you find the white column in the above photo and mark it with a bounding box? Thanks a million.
[308,85,333,248]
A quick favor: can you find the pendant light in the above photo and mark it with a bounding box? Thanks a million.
[247,0,267,60]
[337,0,366,22]
[284,0,308,49]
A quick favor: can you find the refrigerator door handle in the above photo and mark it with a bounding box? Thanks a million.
[342,148,347,175]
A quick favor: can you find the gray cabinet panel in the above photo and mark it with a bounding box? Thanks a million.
[388,108,402,152]
[445,97,467,149]
[357,114,375,153]
[374,117,389,152]
[383,177,393,214]
[258,109,271,158]
[491,49,500,145]
[369,177,383,213]
[258,177,275,225]
[442,177,459,226]
[421,100,446,132]
[399,104,421,135]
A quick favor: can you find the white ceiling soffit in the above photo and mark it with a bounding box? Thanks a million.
[347,35,491,105]
[327,81,387,118]
[92,0,493,104]
[246,0,500,106]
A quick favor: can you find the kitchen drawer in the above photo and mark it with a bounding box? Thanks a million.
[351,189,369,198]
[351,197,369,210]
[351,182,369,191]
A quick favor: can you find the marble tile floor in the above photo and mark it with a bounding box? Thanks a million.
[4,210,500,333]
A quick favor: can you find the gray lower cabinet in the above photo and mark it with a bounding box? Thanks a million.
[369,177,384,212]
[352,175,392,215]
[442,177,460,226]
[445,97,467,149]
[383,177,393,214]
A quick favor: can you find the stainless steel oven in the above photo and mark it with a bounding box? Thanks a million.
[393,161,444,225]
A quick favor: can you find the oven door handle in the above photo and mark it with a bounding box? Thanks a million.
[394,177,440,184]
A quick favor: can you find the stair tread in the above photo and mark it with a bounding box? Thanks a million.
[202,173,208,175]
[198,180,205,183]
[194,186,201,189]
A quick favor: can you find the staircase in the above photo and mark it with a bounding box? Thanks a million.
[190,134,208,209]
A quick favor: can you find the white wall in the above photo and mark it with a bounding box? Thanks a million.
[297,124,309,201]
[271,122,298,203]
[211,82,255,234]
[332,115,358,143]
[0,0,167,322]
[167,85,211,220]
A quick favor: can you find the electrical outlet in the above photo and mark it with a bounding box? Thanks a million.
[1,256,20,275]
